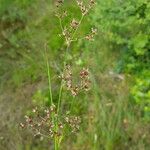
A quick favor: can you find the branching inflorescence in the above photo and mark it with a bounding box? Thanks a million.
[20,105,81,139]
[60,65,91,96]
[20,0,96,149]
[55,0,97,46]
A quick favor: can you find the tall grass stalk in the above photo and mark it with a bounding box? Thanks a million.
[52,12,85,149]
[44,43,53,105]
[44,44,59,149]
[20,1,96,150]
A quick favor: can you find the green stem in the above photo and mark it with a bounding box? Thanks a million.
[70,97,75,112]
[57,44,70,114]
[54,137,58,150]
[57,81,63,114]
[44,43,53,105]
[45,44,58,150]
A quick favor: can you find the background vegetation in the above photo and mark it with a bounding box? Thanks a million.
[0,0,149,149]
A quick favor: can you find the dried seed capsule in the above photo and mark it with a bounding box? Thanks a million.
[71,86,79,96]
[80,68,89,78]
[32,107,38,113]
[50,104,56,112]
[58,123,64,129]
[90,0,96,5]
[65,117,69,123]
[19,123,25,128]
[56,0,64,7]
[70,19,79,29]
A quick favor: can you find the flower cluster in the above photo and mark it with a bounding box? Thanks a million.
[55,0,64,8]
[61,27,72,44]
[80,68,91,91]
[65,116,81,133]
[85,28,97,41]
[60,65,91,96]
[55,0,97,46]
[76,0,96,16]
[70,19,79,30]
[20,105,60,138]
[20,105,81,139]
[55,10,67,19]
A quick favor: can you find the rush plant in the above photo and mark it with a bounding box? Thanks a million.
[20,0,97,149]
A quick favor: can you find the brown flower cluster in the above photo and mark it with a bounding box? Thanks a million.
[55,0,96,45]
[20,105,60,138]
[55,0,64,8]
[20,105,81,139]
[55,1,67,19]
[76,0,96,16]
[60,65,91,96]
[57,18,79,45]
[80,68,91,91]
[70,19,79,30]
[85,28,97,41]
[65,116,81,133]
[61,27,72,44]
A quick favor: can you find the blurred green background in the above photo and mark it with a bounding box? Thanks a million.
[0,0,149,150]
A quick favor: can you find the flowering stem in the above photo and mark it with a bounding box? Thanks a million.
[45,44,59,150]
[57,14,84,113]
[55,9,85,150]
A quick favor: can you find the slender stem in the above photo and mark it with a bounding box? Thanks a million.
[59,18,64,32]
[70,96,75,112]
[54,137,58,150]
[59,18,69,47]
[44,43,53,105]
[57,45,69,114]
[57,82,63,114]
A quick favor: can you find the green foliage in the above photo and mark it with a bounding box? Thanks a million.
[32,89,49,106]
[131,71,150,120]
[93,0,150,120]
[93,0,150,69]
[130,33,148,55]
[0,0,36,21]
[11,62,40,87]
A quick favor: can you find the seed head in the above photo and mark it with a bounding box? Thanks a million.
[70,19,79,29]
[19,123,25,129]
[80,68,89,78]
[76,0,96,16]
[60,65,91,96]
[85,28,97,41]
[55,0,64,7]
[32,107,38,113]
[71,86,79,97]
